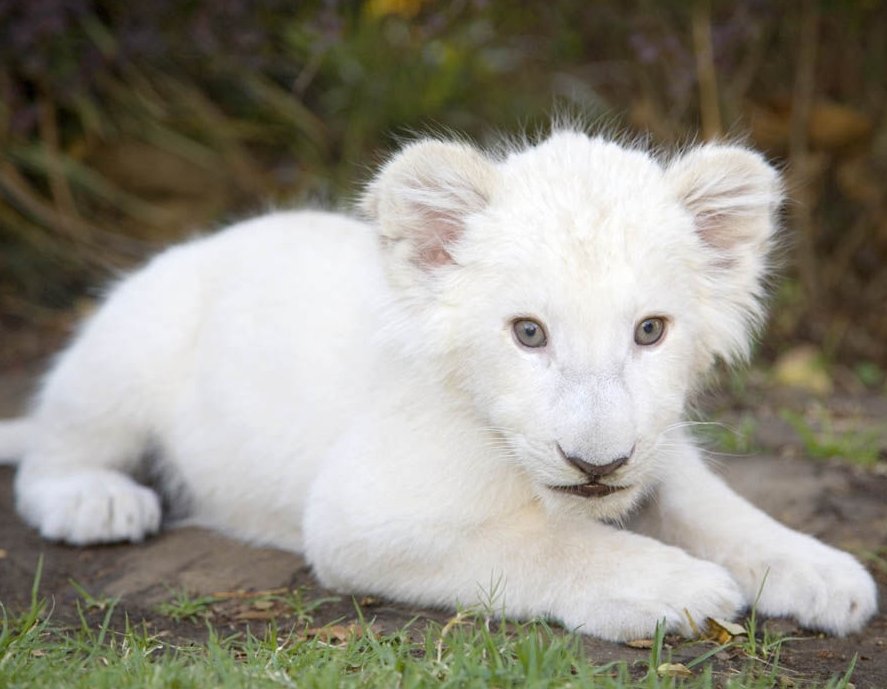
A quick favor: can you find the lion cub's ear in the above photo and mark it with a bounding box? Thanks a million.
[668,145,784,364]
[668,145,782,254]
[360,140,496,271]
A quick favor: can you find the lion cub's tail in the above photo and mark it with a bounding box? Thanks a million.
[0,418,32,464]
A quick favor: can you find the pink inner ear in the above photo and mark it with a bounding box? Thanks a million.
[414,210,463,268]
[694,202,764,253]
[695,210,734,250]
[687,175,769,253]
[419,245,452,266]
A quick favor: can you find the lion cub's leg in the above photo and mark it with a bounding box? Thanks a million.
[14,300,170,546]
[305,468,744,642]
[638,435,877,635]
[15,370,162,545]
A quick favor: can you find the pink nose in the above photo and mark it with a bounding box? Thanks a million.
[557,444,631,480]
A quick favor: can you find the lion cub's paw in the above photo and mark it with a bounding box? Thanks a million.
[18,470,162,545]
[649,558,746,638]
[730,539,877,635]
[574,556,745,641]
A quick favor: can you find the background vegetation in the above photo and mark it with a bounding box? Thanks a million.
[1,0,885,372]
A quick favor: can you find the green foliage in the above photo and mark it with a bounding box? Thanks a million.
[271,589,341,626]
[1,1,886,366]
[155,589,219,623]
[859,546,887,578]
[740,573,802,668]
[70,579,117,612]
[0,563,868,689]
[0,565,863,689]
[780,409,881,467]
[1,601,858,689]
[854,361,885,390]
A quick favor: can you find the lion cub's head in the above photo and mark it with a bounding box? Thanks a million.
[361,130,782,519]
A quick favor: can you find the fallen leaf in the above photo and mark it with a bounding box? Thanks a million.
[304,623,364,643]
[705,617,747,644]
[212,588,287,600]
[234,610,278,621]
[0,549,7,559]
[252,599,274,610]
[624,638,654,649]
[657,662,693,678]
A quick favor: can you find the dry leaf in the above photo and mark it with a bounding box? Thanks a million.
[234,610,278,621]
[0,548,7,559]
[304,623,364,643]
[211,590,247,599]
[212,588,287,600]
[624,638,654,649]
[705,617,747,644]
[252,599,274,610]
[657,663,693,678]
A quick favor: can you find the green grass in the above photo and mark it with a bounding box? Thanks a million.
[155,588,220,622]
[780,409,881,467]
[152,586,342,626]
[853,361,885,390]
[0,573,862,689]
[859,546,887,579]
[270,588,342,625]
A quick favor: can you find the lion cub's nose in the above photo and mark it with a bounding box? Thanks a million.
[557,444,631,480]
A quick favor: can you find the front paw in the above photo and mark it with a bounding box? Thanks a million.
[727,537,877,635]
[566,555,745,642]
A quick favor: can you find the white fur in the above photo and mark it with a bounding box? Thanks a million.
[1,130,876,640]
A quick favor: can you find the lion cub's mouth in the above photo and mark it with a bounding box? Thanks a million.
[550,482,627,498]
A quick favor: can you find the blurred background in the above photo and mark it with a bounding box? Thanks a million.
[0,0,885,387]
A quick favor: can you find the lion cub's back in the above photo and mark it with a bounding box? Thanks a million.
[155,210,391,547]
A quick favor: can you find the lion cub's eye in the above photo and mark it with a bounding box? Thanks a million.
[512,319,547,348]
[634,317,666,346]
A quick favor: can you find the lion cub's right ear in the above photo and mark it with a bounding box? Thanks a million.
[360,140,497,273]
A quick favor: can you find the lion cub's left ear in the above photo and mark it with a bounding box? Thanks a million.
[668,145,784,364]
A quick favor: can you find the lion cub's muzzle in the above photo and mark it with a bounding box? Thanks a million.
[550,444,632,498]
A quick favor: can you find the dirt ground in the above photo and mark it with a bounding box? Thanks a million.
[0,365,885,687]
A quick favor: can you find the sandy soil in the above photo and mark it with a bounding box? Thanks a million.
[0,366,885,687]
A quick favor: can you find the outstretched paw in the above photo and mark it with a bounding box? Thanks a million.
[17,470,161,545]
[568,553,745,641]
[728,537,877,635]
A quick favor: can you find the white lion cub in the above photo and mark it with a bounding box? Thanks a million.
[0,130,876,641]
